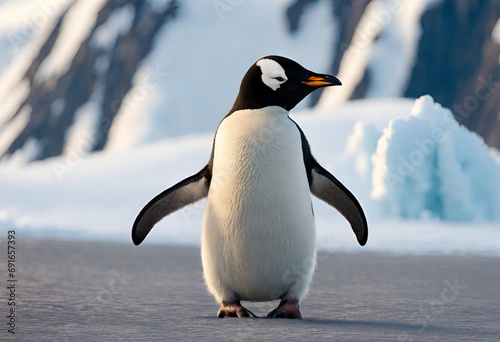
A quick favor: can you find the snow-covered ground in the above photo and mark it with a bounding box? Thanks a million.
[1,96,499,256]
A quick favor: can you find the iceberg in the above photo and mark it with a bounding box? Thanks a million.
[371,95,500,221]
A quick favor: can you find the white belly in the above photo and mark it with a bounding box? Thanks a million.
[201,106,316,302]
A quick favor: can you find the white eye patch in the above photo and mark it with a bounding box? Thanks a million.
[256,58,288,91]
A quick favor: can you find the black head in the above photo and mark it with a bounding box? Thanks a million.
[229,55,341,113]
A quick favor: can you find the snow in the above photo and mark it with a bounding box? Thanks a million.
[0,79,30,128]
[105,65,166,151]
[146,0,172,14]
[0,0,72,34]
[318,0,440,107]
[91,3,134,49]
[63,89,102,158]
[0,0,75,163]
[1,97,499,256]
[0,0,71,126]
[34,0,107,82]
[492,18,500,46]
[106,0,335,147]
[4,137,41,166]
[364,0,430,98]
[342,121,382,185]
[90,4,136,77]
[318,0,384,109]
[0,104,31,157]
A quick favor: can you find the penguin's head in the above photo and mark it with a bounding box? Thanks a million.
[230,55,341,112]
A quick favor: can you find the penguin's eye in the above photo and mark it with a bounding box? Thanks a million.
[274,76,285,82]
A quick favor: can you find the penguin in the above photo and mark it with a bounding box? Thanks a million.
[132,55,367,319]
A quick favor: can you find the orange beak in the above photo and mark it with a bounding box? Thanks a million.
[301,74,342,87]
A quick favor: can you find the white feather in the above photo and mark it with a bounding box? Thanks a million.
[201,106,316,303]
[256,59,288,91]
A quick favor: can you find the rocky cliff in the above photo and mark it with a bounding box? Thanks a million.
[405,0,500,149]
[0,0,178,160]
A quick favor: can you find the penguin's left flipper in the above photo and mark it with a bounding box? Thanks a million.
[132,165,210,245]
[310,162,368,246]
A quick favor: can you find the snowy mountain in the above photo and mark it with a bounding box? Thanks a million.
[0,0,499,162]
[0,0,177,162]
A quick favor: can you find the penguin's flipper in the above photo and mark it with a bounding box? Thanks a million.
[292,120,368,246]
[310,162,368,246]
[132,166,210,245]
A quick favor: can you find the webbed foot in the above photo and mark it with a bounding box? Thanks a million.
[217,300,257,318]
[266,298,302,319]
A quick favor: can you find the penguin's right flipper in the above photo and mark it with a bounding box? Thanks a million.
[292,121,368,246]
[309,163,368,246]
[132,165,210,245]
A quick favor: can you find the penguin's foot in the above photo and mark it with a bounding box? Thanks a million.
[266,298,302,319]
[217,300,257,318]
